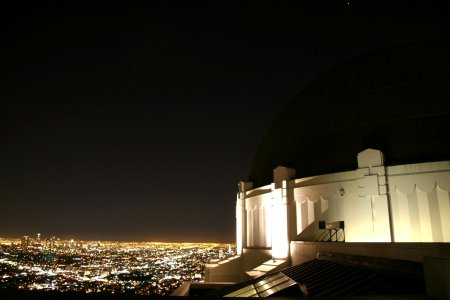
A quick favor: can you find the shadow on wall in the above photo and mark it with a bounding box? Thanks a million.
[294,202,329,242]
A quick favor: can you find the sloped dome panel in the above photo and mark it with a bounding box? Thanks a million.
[250,42,450,187]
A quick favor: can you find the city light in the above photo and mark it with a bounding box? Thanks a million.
[0,235,235,296]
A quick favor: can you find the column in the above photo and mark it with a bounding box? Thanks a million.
[236,181,252,255]
[271,166,295,259]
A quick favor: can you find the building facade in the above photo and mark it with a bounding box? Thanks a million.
[237,149,450,260]
[202,43,450,298]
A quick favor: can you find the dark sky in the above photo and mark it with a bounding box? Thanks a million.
[1,1,449,242]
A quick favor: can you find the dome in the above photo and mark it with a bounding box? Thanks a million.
[250,42,450,187]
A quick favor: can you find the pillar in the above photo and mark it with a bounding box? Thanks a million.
[236,181,252,255]
[271,166,295,259]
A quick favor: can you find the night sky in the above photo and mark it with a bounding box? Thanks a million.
[1,2,449,242]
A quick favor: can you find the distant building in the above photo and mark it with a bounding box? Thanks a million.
[199,42,450,299]
[21,236,29,251]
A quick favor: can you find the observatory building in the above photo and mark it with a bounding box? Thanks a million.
[176,42,450,298]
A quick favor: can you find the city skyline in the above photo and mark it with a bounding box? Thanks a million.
[0,235,235,296]
[1,2,450,242]
[1,233,230,244]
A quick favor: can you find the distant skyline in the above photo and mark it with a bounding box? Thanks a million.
[1,1,449,242]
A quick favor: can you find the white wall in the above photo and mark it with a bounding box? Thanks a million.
[245,192,272,248]
[388,161,450,242]
[292,171,391,242]
[291,153,450,243]
[237,150,450,255]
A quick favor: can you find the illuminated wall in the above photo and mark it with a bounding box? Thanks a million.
[237,149,450,259]
[291,149,450,243]
[388,162,450,242]
[293,149,391,242]
[245,192,272,248]
[237,167,295,259]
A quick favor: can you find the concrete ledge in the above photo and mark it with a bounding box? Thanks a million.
[291,241,450,265]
